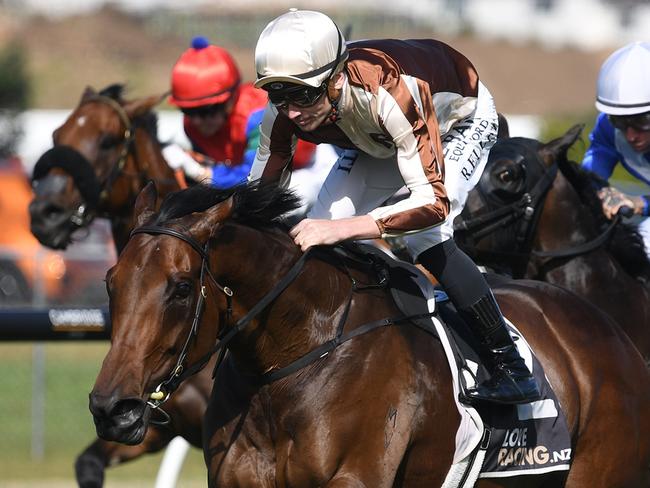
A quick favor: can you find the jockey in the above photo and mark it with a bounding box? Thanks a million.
[581,41,650,255]
[165,36,323,196]
[249,9,540,405]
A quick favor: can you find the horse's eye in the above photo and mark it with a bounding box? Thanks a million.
[100,135,119,150]
[173,282,192,299]
[498,169,514,183]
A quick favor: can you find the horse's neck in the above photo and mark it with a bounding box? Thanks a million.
[215,225,362,376]
[107,126,180,254]
[110,217,132,255]
[532,180,650,356]
[132,127,179,198]
[535,181,622,283]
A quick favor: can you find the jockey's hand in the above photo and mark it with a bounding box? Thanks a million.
[290,215,381,252]
[162,144,212,182]
[597,187,643,219]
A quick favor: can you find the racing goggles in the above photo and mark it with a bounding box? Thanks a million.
[609,112,650,132]
[181,103,227,118]
[266,83,327,109]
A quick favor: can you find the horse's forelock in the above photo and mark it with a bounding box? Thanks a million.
[154,184,234,224]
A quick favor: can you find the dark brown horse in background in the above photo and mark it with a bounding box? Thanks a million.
[27,84,212,487]
[91,181,650,487]
[455,126,650,361]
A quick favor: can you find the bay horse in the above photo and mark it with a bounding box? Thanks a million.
[455,126,650,361]
[27,84,213,487]
[91,181,650,487]
[29,84,181,253]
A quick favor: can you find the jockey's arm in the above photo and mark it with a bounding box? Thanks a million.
[248,104,296,187]
[162,144,212,183]
[367,83,449,238]
[581,113,619,181]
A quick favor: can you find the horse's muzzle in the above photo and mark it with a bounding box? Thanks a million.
[89,391,150,445]
[29,200,74,250]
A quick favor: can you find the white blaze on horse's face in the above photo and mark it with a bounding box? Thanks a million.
[76,115,87,127]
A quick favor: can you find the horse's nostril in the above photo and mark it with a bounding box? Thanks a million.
[43,204,65,220]
[110,398,145,418]
[29,200,66,223]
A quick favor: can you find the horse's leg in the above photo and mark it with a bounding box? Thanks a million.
[75,427,175,488]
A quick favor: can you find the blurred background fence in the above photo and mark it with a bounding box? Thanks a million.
[0,235,209,486]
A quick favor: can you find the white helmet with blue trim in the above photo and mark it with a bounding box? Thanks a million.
[596,41,650,116]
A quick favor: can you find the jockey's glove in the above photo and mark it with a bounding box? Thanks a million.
[162,144,212,183]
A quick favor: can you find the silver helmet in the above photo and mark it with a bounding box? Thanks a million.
[254,10,348,90]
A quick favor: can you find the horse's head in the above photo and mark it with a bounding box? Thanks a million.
[456,125,584,276]
[29,84,166,250]
[90,182,301,444]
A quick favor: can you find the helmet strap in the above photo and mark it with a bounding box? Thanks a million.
[326,76,343,123]
[327,97,340,123]
[324,22,345,123]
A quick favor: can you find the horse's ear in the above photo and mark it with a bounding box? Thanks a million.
[123,93,166,119]
[497,113,510,140]
[81,86,96,102]
[134,181,158,227]
[538,124,584,166]
[188,196,235,241]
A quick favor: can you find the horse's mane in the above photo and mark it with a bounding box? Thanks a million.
[556,153,650,282]
[98,83,159,141]
[154,181,302,228]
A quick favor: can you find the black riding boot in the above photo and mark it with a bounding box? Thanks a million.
[459,292,541,404]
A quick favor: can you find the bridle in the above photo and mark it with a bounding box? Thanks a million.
[32,95,137,230]
[130,225,233,424]
[454,153,624,277]
[454,152,557,276]
[87,96,137,204]
[131,223,320,423]
[129,225,437,423]
[70,95,137,226]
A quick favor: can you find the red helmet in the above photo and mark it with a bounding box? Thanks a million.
[169,36,241,108]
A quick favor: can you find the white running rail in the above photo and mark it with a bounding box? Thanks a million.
[154,436,192,488]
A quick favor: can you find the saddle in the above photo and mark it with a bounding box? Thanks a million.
[335,242,573,481]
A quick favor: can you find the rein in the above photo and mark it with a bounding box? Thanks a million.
[131,225,437,420]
